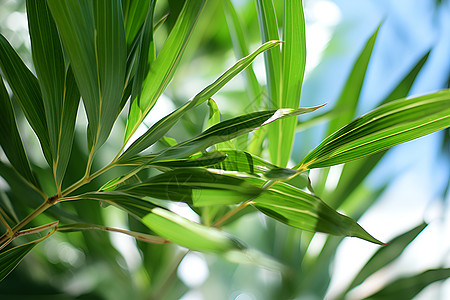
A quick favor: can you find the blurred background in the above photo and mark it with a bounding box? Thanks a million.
[0,0,449,299]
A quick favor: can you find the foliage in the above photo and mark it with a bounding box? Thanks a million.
[0,0,449,299]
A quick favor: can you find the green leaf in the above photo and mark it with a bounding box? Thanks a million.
[48,0,127,151]
[142,207,242,252]
[251,181,383,244]
[117,168,261,206]
[346,222,428,293]
[269,0,306,167]
[120,151,227,168]
[120,40,282,160]
[150,106,324,162]
[297,89,450,170]
[130,0,156,107]
[326,23,381,135]
[0,78,37,187]
[123,0,151,46]
[363,268,450,300]
[0,34,52,164]
[0,243,36,282]
[328,51,431,209]
[223,0,262,106]
[124,0,206,142]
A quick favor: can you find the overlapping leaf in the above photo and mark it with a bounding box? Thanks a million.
[124,0,206,142]
[269,0,307,167]
[250,180,383,244]
[48,0,126,151]
[297,89,450,170]
[0,34,52,164]
[0,78,37,186]
[27,0,80,186]
[120,40,282,160]
[116,168,261,206]
[146,106,323,162]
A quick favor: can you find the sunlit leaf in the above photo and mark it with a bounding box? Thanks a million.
[269,0,306,167]
[124,0,206,142]
[297,90,450,170]
[48,0,127,151]
[251,180,383,244]
[150,106,324,162]
[120,40,282,160]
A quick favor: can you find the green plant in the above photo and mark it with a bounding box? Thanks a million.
[0,0,449,299]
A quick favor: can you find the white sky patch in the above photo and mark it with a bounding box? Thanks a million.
[325,164,344,191]
[177,252,210,288]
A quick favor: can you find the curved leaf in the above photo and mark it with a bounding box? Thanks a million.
[363,268,450,300]
[251,180,383,244]
[48,0,127,151]
[120,40,283,160]
[297,90,450,170]
[124,0,206,141]
[0,34,52,164]
[0,78,37,186]
[150,106,324,162]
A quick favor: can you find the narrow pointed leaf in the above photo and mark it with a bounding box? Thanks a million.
[123,0,151,46]
[251,181,383,244]
[346,222,428,293]
[117,168,261,205]
[142,207,242,252]
[326,23,381,135]
[151,106,324,162]
[297,90,450,170]
[124,0,206,142]
[26,1,80,186]
[363,268,450,300]
[269,0,306,167]
[223,0,262,106]
[0,78,37,186]
[329,51,430,209]
[0,34,52,164]
[120,151,227,168]
[121,40,283,160]
[130,0,156,107]
[0,226,56,281]
[48,0,127,151]
[0,243,36,282]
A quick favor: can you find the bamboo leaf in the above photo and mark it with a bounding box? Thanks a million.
[142,207,242,252]
[116,168,261,205]
[26,1,81,187]
[48,0,127,151]
[269,0,306,167]
[123,0,151,46]
[0,243,35,282]
[0,34,52,164]
[223,0,262,106]
[251,181,383,244]
[328,51,430,209]
[362,268,450,300]
[297,90,450,170]
[150,106,324,162]
[124,0,206,142]
[0,78,37,186]
[120,151,227,168]
[326,23,381,135]
[121,40,283,160]
[346,222,428,293]
[130,0,156,107]
[0,225,56,281]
